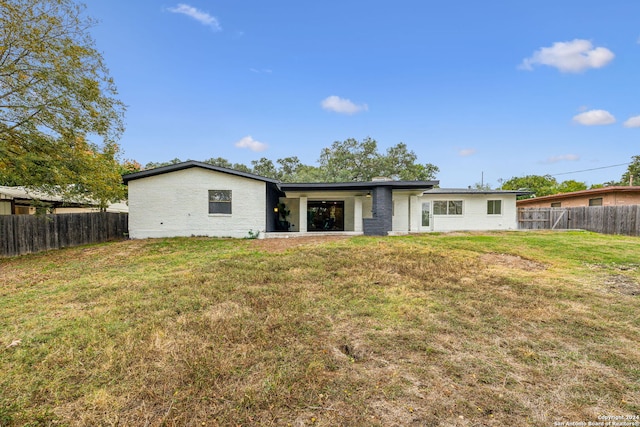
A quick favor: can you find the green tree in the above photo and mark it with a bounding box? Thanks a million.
[382,142,439,181]
[250,157,278,179]
[317,137,438,182]
[119,159,141,175]
[556,179,587,193]
[0,0,126,206]
[620,155,640,186]
[502,175,589,199]
[202,157,233,168]
[502,175,558,199]
[318,137,381,181]
[473,182,493,190]
[275,156,302,181]
[144,158,184,169]
[289,164,324,182]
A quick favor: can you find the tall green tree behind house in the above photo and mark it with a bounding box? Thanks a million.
[555,179,587,193]
[620,155,640,186]
[317,137,439,182]
[502,175,590,199]
[502,175,559,198]
[0,0,126,206]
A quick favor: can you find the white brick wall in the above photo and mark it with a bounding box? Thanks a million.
[128,167,267,239]
[415,193,518,232]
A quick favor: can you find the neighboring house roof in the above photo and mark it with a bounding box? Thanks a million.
[516,186,640,206]
[0,186,128,212]
[122,161,281,184]
[0,186,90,205]
[424,188,531,196]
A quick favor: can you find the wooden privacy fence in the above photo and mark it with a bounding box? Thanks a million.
[0,212,128,257]
[518,206,640,236]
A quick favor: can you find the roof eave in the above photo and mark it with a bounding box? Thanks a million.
[122,161,281,184]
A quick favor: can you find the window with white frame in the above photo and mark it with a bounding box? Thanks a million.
[487,200,502,215]
[433,200,463,215]
[209,190,232,214]
[421,202,430,226]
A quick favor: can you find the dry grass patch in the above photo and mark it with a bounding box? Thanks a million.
[1,232,639,426]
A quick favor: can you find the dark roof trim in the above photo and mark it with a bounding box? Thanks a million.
[424,188,531,196]
[122,161,281,184]
[279,180,439,192]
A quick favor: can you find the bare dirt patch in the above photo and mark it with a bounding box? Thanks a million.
[480,252,547,271]
[602,274,640,296]
[250,235,350,253]
[587,263,640,296]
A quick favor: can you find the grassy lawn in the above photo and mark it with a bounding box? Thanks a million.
[1,231,639,426]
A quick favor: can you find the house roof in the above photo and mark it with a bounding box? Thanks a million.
[122,161,281,184]
[279,180,438,192]
[123,161,439,191]
[516,186,640,206]
[424,188,531,196]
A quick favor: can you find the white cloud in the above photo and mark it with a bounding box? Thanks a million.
[234,136,268,152]
[458,148,476,157]
[168,4,221,30]
[623,115,640,128]
[546,154,580,163]
[520,39,614,73]
[250,68,273,74]
[321,95,368,115]
[572,109,616,126]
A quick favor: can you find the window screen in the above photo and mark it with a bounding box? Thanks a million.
[209,190,231,214]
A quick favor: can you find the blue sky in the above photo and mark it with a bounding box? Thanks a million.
[83,0,640,187]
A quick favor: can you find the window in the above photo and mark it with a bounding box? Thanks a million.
[15,206,31,215]
[589,197,603,206]
[551,202,561,208]
[421,202,430,226]
[487,200,502,215]
[433,200,463,215]
[209,190,231,214]
[307,201,344,231]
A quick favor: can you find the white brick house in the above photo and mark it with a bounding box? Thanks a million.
[123,161,524,238]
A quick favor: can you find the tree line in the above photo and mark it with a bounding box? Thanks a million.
[142,137,440,183]
[500,155,640,199]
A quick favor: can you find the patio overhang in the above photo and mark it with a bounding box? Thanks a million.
[278,180,438,194]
